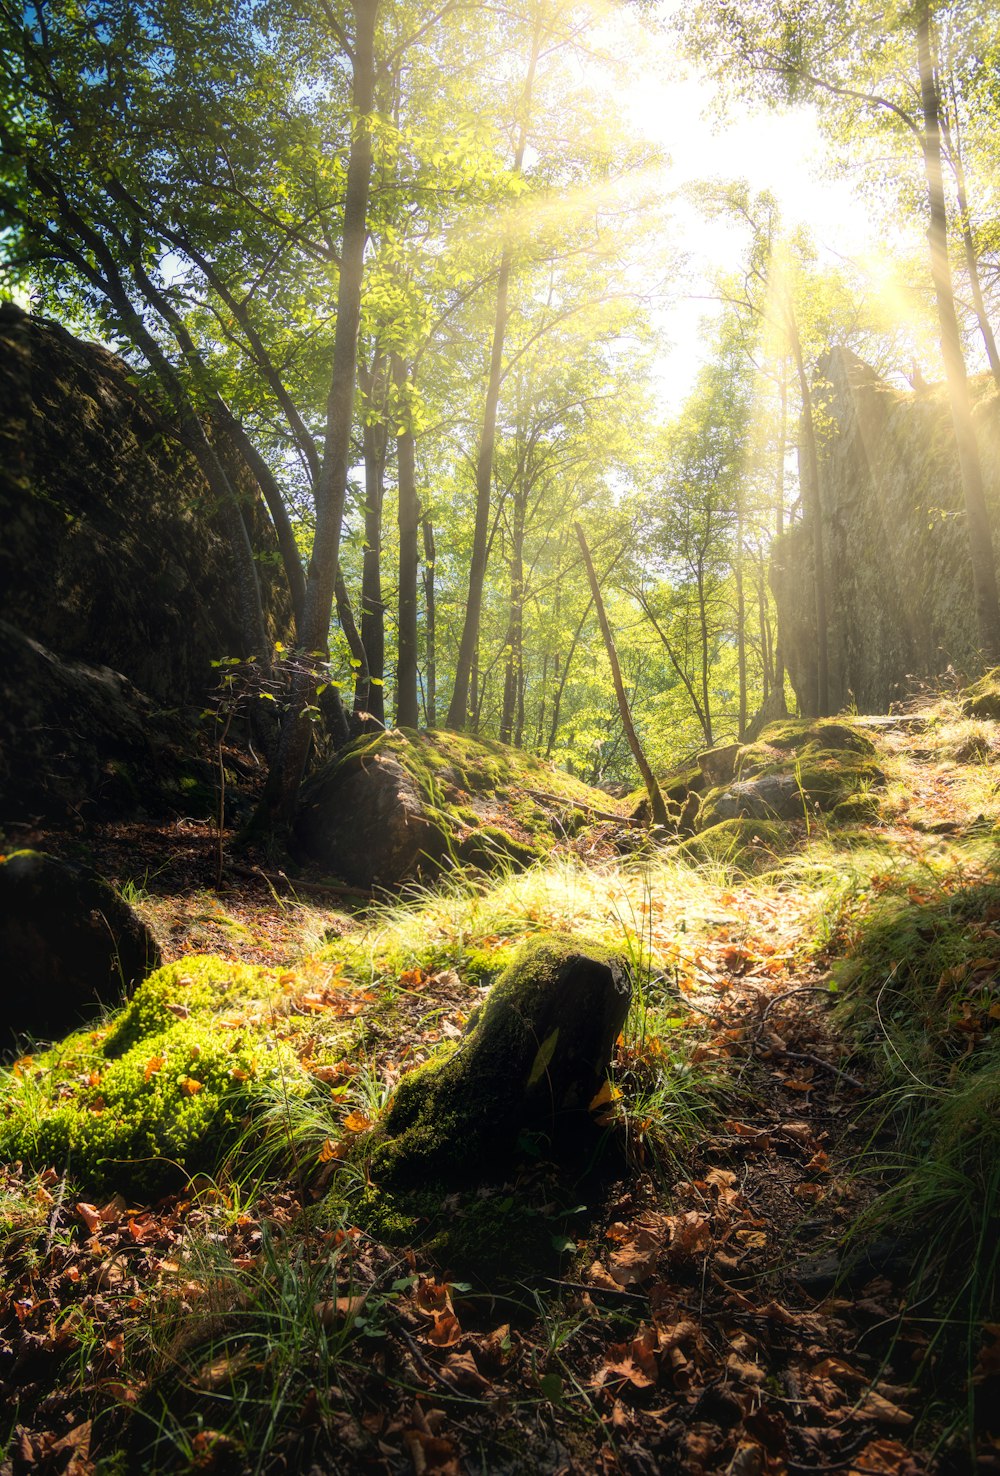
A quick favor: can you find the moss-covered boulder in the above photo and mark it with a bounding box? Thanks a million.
[0,850,160,1049]
[365,934,633,1186]
[0,955,306,1196]
[678,819,796,873]
[296,729,609,887]
[697,719,884,830]
[962,669,1000,720]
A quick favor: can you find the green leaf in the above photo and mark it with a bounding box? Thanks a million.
[527,1027,559,1087]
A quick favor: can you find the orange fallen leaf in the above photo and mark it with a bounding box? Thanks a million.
[144,1056,165,1082]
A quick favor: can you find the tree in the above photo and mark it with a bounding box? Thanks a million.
[680,0,1000,662]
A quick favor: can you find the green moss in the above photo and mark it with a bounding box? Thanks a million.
[363,933,629,1187]
[458,825,545,870]
[962,669,1000,720]
[734,736,885,812]
[678,819,795,873]
[0,955,308,1196]
[750,718,876,755]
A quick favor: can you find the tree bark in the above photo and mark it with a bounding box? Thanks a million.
[394,354,421,728]
[356,402,387,727]
[446,15,542,730]
[574,524,668,827]
[422,513,437,727]
[787,305,830,715]
[917,1,1000,663]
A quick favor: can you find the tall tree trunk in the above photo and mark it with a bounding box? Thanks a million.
[787,306,830,715]
[546,598,592,756]
[575,524,668,827]
[260,0,379,828]
[355,368,387,727]
[735,500,747,740]
[422,513,437,726]
[774,366,787,703]
[695,564,714,747]
[917,2,1000,662]
[446,16,542,730]
[499,493,526,744]
[394,354,420,728]
[941,96,1000,391]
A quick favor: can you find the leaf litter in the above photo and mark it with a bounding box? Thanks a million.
[0,756,990,1475]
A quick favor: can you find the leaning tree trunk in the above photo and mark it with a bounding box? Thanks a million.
[917,1,1000,663]
[446,17,542,731]
[575,523,669,826]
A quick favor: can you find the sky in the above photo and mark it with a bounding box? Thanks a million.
[587,2,931,409]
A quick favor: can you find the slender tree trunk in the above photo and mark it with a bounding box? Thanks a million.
[774,367,787,702]
[941,98,1000,391]
[446,17,542,730]
[536,650,549,750]
[574,524,668,826]
[634,589,712,745]
[917,2,1000,662]
[499,494,525,744]
[261,0,379,828]
[787,308,830,715]
[758,568,772,703]
[735,501,747,740]
[695,564,714,747]
[355,369,387,727]
[546,598,592,756]
[422,513,437,726]
[394,354,420,728]
[218,409,307,634]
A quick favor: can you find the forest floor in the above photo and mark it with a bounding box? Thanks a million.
[3,698,1000,1475]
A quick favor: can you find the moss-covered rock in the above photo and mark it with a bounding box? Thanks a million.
[364,934,632,1186]
[696,719,885,830]
[295,729,620,887]
[0,954,307,1196]
[962,669,1000,720]
[0,850,161,1049]
[678,819,795,872]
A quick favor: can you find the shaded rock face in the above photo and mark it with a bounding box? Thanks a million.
[0,303,288,705]
[771,347,1000,715]
[0,303,291,818]
[367,934,633,1186]
[706,773,803,822]
[296,749,443,887]
[0,850,161,1050]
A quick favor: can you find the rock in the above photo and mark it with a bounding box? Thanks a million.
[771,344,1000,715]
[296,729,599,887]
[698,743,741,787]
[0,305,292,819]
[0,620,211,821]
[0,850,160,1049]
[296,744,445,887]
[366,934,633,1186]
[705,773,805,823]
[962,669,1000,719]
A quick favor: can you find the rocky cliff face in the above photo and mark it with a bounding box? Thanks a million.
[0,303,291,819]
[771,347,1000,715]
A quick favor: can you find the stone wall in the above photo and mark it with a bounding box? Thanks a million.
[771,346,1000,715]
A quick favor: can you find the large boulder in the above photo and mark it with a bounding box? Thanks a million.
[0,621,213,821]
[296,744,446,887]
[0,303,292,819]
[0,850,160,1049]
[366,934,633,1186]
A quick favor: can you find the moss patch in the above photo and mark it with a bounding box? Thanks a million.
[0,955,310,1197]
[677,819,796,873]
[962,669,1000,720]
